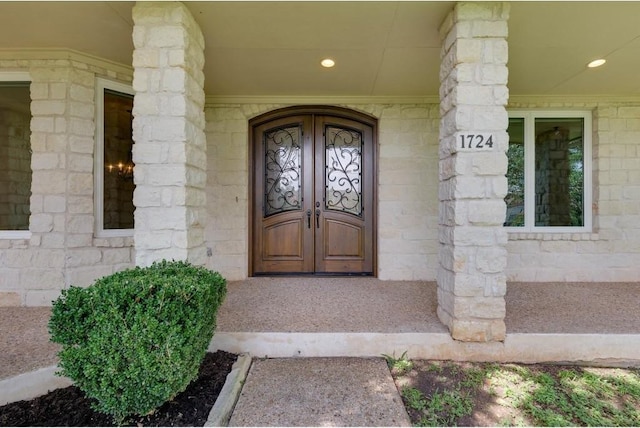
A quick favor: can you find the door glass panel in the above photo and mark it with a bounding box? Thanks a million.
[264,125,302,216]
[325,125,362,216]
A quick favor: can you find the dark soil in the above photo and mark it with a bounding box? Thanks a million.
[0,351,237,427]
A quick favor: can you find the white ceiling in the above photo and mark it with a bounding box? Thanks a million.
[0,1,639,97]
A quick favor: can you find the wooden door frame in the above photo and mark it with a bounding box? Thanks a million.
[248,105,378,276]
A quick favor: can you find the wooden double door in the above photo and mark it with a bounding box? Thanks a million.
[251,108,376,275]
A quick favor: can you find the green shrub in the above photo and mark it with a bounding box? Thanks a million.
[49,260,227,424]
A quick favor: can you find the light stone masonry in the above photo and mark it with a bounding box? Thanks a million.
[0,54,135,306]
[437,2,510,342]
[132,1,207,268]
[506,100,640,282]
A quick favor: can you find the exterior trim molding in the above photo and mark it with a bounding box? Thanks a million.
[509,94,640,104]
[0,48,133,77]
[205,95,440,106]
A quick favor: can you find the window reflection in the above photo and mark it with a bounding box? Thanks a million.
[0,82,31,231]
[534,118,584,227]
[103,90,135,230]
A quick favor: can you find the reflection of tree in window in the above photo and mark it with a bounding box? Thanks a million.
[505,118,524,227]
[535,119,583,227]
[0,82,31,231]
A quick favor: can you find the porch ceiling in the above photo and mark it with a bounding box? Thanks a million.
[1,1,639,97]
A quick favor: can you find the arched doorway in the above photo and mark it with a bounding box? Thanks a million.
[250,106,377,275]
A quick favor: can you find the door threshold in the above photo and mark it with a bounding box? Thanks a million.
[252,272,375,277]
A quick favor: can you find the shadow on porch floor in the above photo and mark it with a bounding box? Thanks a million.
[1,279,639,381]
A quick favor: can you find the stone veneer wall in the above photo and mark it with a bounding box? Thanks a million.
[507,100,640,281]
[0,55,134,306]
[131,1,208,267]
[203,103,440,281]
[436,2,510,342]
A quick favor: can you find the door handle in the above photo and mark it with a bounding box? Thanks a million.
[306,209,312,228]
[315,209,320,228]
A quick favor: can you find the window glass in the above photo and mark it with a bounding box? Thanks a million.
[0,82,31,231]
[505,112,590,232]
[103,89,134,230]
[505,118,525,227]
[534,118,584,227]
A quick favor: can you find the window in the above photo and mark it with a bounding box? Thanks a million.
[0,73,31,238]
[95,78,134,237]
[505,111,592,232]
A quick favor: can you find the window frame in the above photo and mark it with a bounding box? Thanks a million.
[0,72,32,240]
[95,77,135,238]
[506,110,593,233]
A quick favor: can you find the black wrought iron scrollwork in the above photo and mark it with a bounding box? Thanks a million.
[264,126,302,217]
[325,126,362,216]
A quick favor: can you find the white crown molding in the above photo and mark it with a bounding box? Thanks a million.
[0,48,133,77]
[205,95,440,106]
[509,94,640,105]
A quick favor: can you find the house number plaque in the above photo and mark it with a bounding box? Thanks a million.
[456,133,495,151]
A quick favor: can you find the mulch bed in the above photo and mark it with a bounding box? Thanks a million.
[0,350,237,427]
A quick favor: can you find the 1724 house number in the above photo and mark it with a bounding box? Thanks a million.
[457,133,495,151]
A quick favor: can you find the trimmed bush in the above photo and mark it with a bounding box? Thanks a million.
[49,260,227,424]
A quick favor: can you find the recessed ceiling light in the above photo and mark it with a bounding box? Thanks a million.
[321,58,335,68]
[587,59,606,68]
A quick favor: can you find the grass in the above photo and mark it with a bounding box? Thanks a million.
[391,357,640,427]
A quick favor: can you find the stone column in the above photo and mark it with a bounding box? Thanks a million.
[131,1,207,267]
[437,2,510,342]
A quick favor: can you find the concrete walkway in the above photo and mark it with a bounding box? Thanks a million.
[228,357,411,427]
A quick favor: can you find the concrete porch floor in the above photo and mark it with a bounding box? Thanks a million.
[210,278,640,365]
[1,279,639,383]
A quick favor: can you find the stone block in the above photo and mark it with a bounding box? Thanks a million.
[30,82,49,100]
[162,68,187,92]
[65,248,102,268]
[471,152,507,175]
[31,153,62,170]
[68,196,93,214]
[69,101,94,119]
[66,266,114,288]
[30,213,54,233]
[147,26,188,49]
[69,84,93,103]
[468,200,506,225]
[40,232,65,249]
[66,233,93,248]
[67,173,93,195]
[132,49,160,68]
[42,195,65,213]
[31,100,66,116]
[31,117,55,133]
[25,290,61,307]
[68,118,93,137]
[476,247,507,273]
[454,39,483,63]
[49,82,68,100]
[0,291,21,306]
[469,296,505,319]
[54,117,67,133]
[20,268,64,289]
[102,248,133,265]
